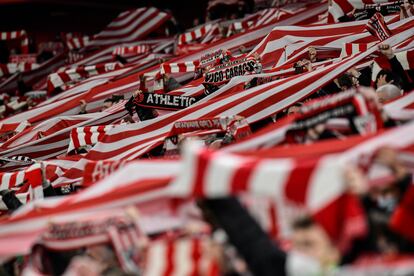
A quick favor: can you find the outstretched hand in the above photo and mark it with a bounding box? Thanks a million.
[378,44,395,60]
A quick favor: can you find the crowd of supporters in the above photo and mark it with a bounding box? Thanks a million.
[0,0,413,275]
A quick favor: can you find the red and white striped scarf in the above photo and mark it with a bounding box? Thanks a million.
[41,210,144,274]
[328,0,395,23]
[366,12,393,41]
[340,42,377,57]
[0,103,128,162]
[252,14,412,67]
[2,53,66,93]
[0,62,40,78]
[0,163,47,210]
[227,19,255,36]
[0,30,29,54]
[0,163,42,192]
[169,121,414,249]
[384,90,414,120]
[254,8,286,26]
[0,124,413,258]
[89,8,171,47]
[66,35,91,50]
[112,45,151,57]
[0,121,31,136]
[58,27,410,179]
[178,23,217,45]
[47,62,123,92]
[161,60,200,74]
[67,125,115,153]
[145,236,219,276]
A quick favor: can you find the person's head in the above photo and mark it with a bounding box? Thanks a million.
[208,139,223,149]
[193,18,200,26]
[291,217,340,268]
[27,97,36,108]
[252,51,261,62]
[122,115,135,124]
[101,98,113,111]
[375,69,395,88]
[367,147,408,212]
[369,174,400,213]
[337,74,354,91]
[376,84,402,103]
[111,94,124,104]
[287,102,303,115]
[308,47,317,62]
[85,244,118,270]
[221,50,232,63]
[347,67,361,86]
[162,73,170,83]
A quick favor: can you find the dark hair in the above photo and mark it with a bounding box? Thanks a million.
[375,69,401,89]
[294,62,305,74]
[292,216,315,230]
[114,55,127,65]
[338,74,354,90]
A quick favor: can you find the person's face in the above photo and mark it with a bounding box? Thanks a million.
[27,98,35,107]
[351,76,359,87]
[377,92,386,104]
[85,244,116,267]
[101,101,112,111]
[308,48,317,62]
[291,224,339,267]
[370,182,399,212]
[376,74,388,88]
[86,244,107,263]
[287,105,300,115]
[341,85,349,92]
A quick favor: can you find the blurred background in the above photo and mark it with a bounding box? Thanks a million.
[0,0,212,42]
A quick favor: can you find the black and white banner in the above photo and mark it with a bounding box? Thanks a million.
[133,93,197,110]
[364,1,403,14]
[204,57,260,85]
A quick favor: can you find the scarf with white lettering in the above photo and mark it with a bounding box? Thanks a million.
[199,49,225,68]
[133,92,198,110]
[204,57,260,85]
[40,211,143,274]
[169,116,251,139]
[170,117,231,136]
[285,90,383,143]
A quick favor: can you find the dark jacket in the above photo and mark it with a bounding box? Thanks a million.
[200,197,287,276]
[125,96,157,121]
